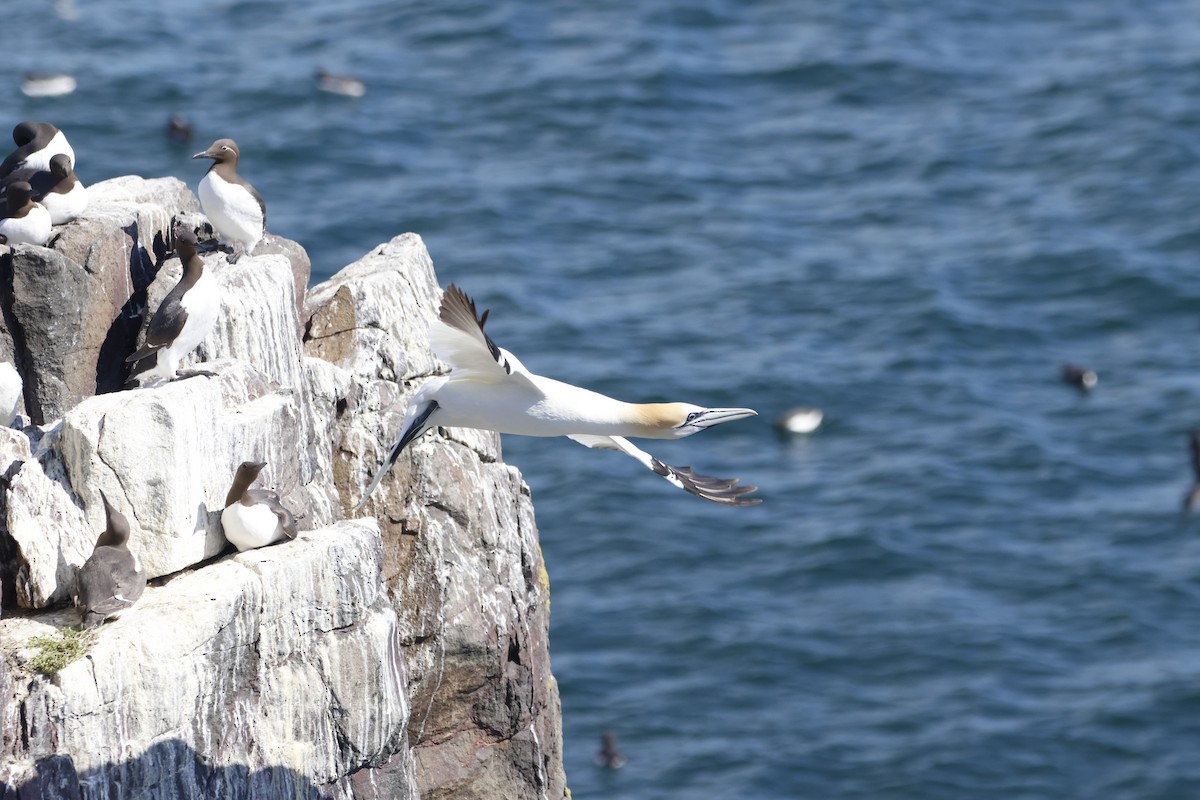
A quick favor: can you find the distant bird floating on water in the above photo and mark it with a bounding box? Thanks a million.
[166,113,193,143]
[595,731,626,770]
[775,406,823,435]
[125,228,220,385]
[75,492,146,629]
[1061,364,1097,391]
[1183,431,1200,516]
[2,153,87,224]
[315,69,366,98]
[0,181,52,246]
[21,72,76,98]
[0,121,74,179]
[221,461,298,551]
[193,138,265,260]
[357,285,761,508]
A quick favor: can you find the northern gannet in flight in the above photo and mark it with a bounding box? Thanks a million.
[358,285,761,508]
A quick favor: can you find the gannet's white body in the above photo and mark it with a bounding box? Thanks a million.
[359,285,760,507]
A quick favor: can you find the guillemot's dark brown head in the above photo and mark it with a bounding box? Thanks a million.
[5,181,34,217]
[226,460,267,508]
[192,138,240,166]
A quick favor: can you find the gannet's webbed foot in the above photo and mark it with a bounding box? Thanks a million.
[651,459,762,506]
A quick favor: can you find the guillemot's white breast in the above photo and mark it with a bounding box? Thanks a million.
[221,461,297,552]
[193,138,265,260]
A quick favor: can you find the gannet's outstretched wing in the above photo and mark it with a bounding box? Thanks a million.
[430,284,534,384]
[568,434,761,507]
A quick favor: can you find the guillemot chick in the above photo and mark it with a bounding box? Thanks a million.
[192,138,265,261]
[0,181,52,246]
[221,461,298,552]
[0,121,74,178]
[2,153,87,224]
[0,362,21,427]
[125,228,220,385]
[75,492,146,629]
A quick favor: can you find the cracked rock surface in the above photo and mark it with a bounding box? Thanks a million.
[0,183,566,799]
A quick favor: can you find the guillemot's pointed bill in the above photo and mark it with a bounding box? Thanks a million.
[0,181,52,245]
[192,138,265,261]
[1,154,87,225]
[0,121,74,178]
[221,461,298,552]
[125,228,221,385]
[75,491,146,629]
[356,284,760,509]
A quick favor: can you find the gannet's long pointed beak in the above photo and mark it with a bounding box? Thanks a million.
[354,401,440,513]
[679,408,758,431]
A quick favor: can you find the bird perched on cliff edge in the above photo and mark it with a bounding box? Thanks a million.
[221,461,298,552]
[0,121,74,179]
[1,153,87,224]
[75,492,146,629]
[357,284,761,509]
[125,228,221,386]
[193,138,265,261]
[0,181,52,246]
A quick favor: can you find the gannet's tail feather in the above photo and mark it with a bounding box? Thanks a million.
[355,401,440,512]
[568,434,761,506]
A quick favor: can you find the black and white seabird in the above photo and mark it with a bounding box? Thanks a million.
[0,121,74,179]
[0,361,21,427]
[1,153,87,224]
[125,228,221,385]
[75,492,146,629]
[316,69,366,98]
[221,461,298,551]
[358,284,761,508]
[21,72,76,98]
[166,113,193,143]
[0,181,52,246]
[192,138,265,260]
[1061,364,1098,391]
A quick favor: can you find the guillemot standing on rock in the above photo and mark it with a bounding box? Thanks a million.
[1,154,87,224]
[0,181,52,246]
[0,361,21,427]
[193,138,265,261]
[125,228,221,385]
[75,492,146,629]
[221,461,298,552]
[0,121,74,178]
[358,284,761,508]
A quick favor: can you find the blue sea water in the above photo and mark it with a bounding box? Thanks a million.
[11,1,1200,797]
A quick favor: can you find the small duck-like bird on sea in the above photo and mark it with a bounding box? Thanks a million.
[357,284,761,508]
[75,492,146,629]
[193,138,265,261]
[221,460,298,552]
[125,228,221,386]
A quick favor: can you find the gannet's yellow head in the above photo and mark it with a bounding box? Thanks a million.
[637,403,758,439]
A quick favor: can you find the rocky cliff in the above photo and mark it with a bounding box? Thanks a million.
[0,178,567,799]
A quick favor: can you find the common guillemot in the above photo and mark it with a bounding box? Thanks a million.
[192,138,265,261]
[221,461,298,552]
[75,491,146,629]
[125,228,221,385]
[0,181,52,246]
[1,153,87,224]
[0,121,74,179]
[357,284,761,508]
